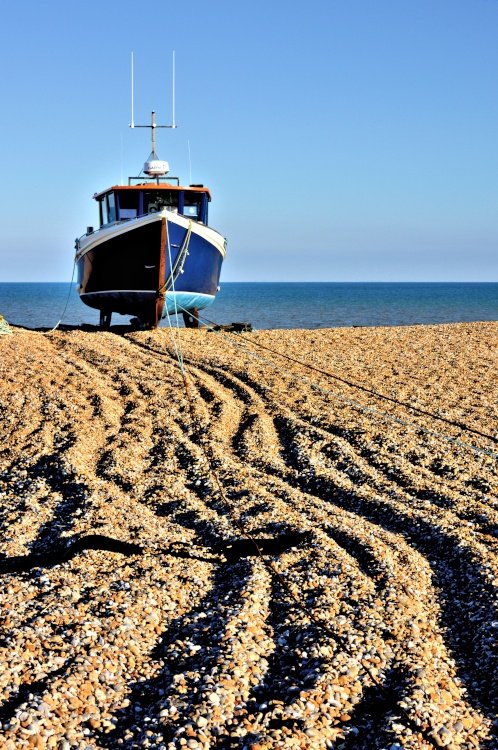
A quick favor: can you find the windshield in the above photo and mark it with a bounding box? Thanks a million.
[144,191,179,213]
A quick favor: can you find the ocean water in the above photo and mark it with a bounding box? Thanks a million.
[0,282,497,330]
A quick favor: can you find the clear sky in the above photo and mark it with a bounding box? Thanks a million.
[0,0,497,282]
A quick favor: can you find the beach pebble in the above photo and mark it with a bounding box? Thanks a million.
[0,324,496,748]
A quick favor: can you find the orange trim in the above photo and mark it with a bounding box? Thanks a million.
[93,184,212,200]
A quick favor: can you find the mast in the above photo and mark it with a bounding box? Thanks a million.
[151,110,157,158]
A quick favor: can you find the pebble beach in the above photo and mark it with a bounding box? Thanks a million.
[1,322,497,750]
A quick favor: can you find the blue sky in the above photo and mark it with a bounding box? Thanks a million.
[0,0,497,281]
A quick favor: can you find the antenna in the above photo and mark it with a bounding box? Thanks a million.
[188,139,192,184]
[172,50,176,129]
[120,133,124,185]
[129,51,177,131]
[130,51,135,128]
[129,51,178,177]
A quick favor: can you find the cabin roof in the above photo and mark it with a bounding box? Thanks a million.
[93,184,212,201]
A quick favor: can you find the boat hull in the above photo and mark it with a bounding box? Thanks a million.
[75,211,225,326]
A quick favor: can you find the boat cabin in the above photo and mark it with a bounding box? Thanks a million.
[93,183,211,229]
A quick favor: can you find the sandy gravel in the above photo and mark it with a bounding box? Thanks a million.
[0,322,497,750]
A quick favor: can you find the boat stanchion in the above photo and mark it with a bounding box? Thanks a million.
[99,311,112,330]
[154,297,165,328]
[182,308,200,328]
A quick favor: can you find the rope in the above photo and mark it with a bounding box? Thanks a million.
[0,314,13,335]
[45,261,77,333]
[162,221,186,373]
[161,220,192,295]
[174,304,498,462]
[245,337,498,445]
[221,327,498,461]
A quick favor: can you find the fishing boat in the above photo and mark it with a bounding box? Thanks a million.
[74,70,226,329]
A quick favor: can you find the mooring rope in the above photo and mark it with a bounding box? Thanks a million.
[173,304,498,462]
[163,222,186,373]
[245,336,498,444]
[166,220,192,291]
[158,220,193,299]
[42,261,77,333]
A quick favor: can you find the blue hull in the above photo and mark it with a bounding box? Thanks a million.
[76,213,224,326]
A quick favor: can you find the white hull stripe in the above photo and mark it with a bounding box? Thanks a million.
[81,290,215,297]
[76,211,226,261]
[81,290,157,295]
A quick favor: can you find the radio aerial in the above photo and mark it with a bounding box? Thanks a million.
[129,51,177,178]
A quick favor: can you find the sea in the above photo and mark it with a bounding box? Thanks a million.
[0,282,497,330]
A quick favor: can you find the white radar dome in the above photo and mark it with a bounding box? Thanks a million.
[144,159,170,177]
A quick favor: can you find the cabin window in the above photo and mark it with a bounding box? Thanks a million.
[183,192,202,219]
[118,192,139,220]
[99,193,117,226]
[107,192,116,223]
[143,191,178,214]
